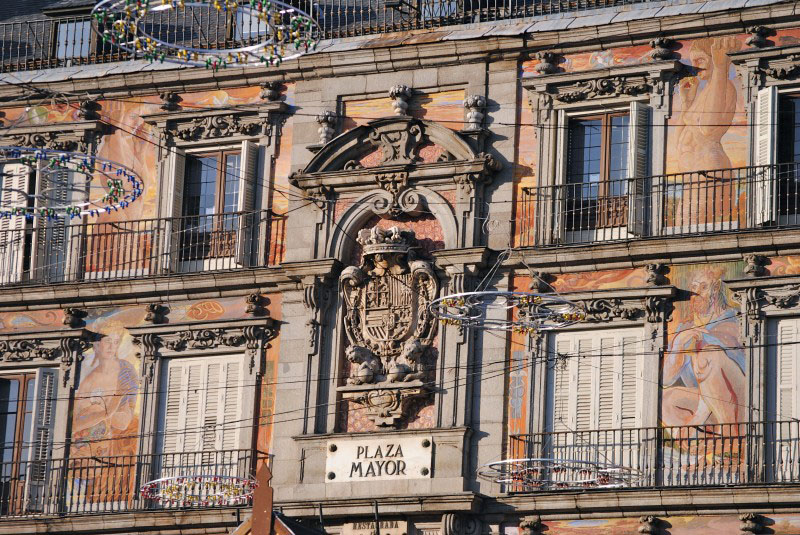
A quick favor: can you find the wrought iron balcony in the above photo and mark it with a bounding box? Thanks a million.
[0,210,286,287]
[0,449,263,518]
[500,421,800,492]
[517,163,800,247]
[0,1,660,72]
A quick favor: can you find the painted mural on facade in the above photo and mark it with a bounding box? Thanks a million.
[0,293,280,505]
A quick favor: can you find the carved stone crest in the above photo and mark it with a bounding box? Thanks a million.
[339,227,438,427]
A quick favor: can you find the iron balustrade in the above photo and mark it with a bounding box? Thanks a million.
[507,420,800,492]
[0,448,264,518]
[0,209,286,287]
[0,1,660,72]
[518,162,800,247]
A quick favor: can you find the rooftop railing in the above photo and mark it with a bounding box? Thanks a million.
[0,1,660,72]
[0,209,287,287]
[0,449,263,518]
[517,162,800,248]
[506,420,800,493]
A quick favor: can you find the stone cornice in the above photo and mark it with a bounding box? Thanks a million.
[0,3,791,103]
[553,286,676,325]
[0,120,105,153]
[0,328,90,387]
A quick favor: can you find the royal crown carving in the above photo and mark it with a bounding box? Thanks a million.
[338,227,439,427]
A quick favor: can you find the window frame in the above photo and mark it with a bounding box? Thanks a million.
[183,148,243,219]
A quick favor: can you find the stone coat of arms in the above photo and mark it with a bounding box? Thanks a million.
[338,227,438,426]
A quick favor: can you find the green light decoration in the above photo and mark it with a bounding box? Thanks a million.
[91,0,320,71]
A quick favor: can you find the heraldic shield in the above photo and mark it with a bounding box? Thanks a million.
[339,227,439,426]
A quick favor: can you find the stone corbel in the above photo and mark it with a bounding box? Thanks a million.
[744,254,768,277]
[645,263,668,286]
[309,110,338,153]
[650,38,675,60]
[3,120,105,153]
[740,513,766,534]
[260,81,283,102]
[302,275,333,355]
[389,84,413,116]
[519,516,544,535]
[639,515,663,535]
[0,328,90,388]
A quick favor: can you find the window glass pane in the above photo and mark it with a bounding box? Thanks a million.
[184,156,219,225]
[568,118,602,198]
[56,21,91,60]
[608,114,630,195]
[0,379,19,475]
[224,153,241,214]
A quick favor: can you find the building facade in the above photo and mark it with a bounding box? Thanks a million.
[1,0,800,534]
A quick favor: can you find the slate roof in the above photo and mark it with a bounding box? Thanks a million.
[0,0,92,23]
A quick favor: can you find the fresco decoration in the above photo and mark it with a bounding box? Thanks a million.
[0,293,280,505]
[767,255,800,276]
[550,268,648,292]
[513,89,537,248]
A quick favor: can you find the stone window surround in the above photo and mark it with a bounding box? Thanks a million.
[127,317,278,458]
[522,60,683,244]
[0,327,90,458]
[727,274,800,421]
[524,285,675,435]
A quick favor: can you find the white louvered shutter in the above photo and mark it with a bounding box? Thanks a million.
[236,141,258,266]
[549,337,572,434]
[754,86,778,226]
[774,319,799,421]
[574,337,593,432]
[0,163,31,284]
[34,168,78,283]
[627,101,651,236]
[24,368,58,511]
[163,148,186,273]
[158,356,244,460]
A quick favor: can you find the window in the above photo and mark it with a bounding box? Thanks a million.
[163,141,258,271]
[0,369,58,515]
[555,102,650,242]
[544,328,643,471]
[777,95,800,219]
[55,20,92,60]
[421,0,458,21]
[566,113,630,230]
[155,355,244,477]
[766,318,800,482]
[34,168,84,283]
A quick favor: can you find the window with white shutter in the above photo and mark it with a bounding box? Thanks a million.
[753,86,778,226]
[766,318,800,482]
[545,328,644,468]
[0,163,33,284]
[24,368,58,512]
[155,355,245,476]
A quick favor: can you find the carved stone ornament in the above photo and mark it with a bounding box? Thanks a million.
[3,121,104,154]
[746,26,771,49]
[145,303,168,324]
[441,514,481,535]
[645,263,667,286]
[534,51,559,75]
[638,516,662,535]
[650,38,674,60]
[63,307,87,328]
[159,92,182,112]
[260,81,283,102]
[731,46,800,88]
[78,99,101,121]
[557,76,651,103]
[581,298,643,322]
[130,318,278,379]
[463,95,487,132]
[389,84,413,116]
[316,110,338,146]
[740,513,766,534]
[143,103,288,147]
[519,516,543,535]
[0,330,90,388]
[744,254,767,278]
[338,227,438,427]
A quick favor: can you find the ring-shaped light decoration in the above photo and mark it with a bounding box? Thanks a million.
[477,458,643,491]
[0,146,143,221]
[91,0,320,70]
[140,474,258,507]
[430,291,585,334]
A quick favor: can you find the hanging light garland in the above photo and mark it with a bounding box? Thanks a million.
[91,0,320,70]
[140,474,258,507]
[0,146,143,221]
[430,291,585,334]
[477,457,643,491]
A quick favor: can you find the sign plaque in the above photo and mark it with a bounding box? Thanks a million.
[343,520,409,535]
[326,436,433,482]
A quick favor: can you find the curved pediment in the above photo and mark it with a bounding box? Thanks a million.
[301,116,480,174]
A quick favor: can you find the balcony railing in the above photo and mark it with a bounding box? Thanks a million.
[506,420,800,492]
[0,1,660,72]
[0,209,286,287]
[518,163,800,247]
[0,449,263,518]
